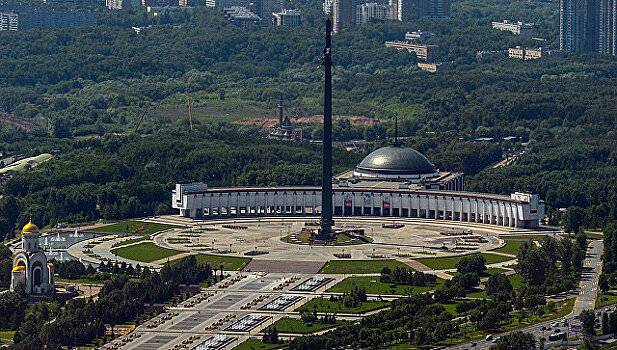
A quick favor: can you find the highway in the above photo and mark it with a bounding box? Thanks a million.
[450,239,604,350]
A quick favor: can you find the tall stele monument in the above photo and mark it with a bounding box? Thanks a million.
[11,220,55,295]
[318,18,335,241]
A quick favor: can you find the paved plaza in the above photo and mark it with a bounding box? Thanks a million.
[101,272,349,350]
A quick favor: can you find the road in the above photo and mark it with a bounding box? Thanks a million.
[450,239,604,350]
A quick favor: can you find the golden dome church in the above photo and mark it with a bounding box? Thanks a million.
[10,220,55,295]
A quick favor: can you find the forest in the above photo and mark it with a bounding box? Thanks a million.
[1,0,617,235]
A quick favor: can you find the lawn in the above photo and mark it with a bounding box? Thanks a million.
[320,259,411,274]
[271,317,343,334]
[111,242,181,263]
[110,236,149,248]
[91,220,179,236]
[415,253,514,270]
[508,274,524,289]
[298,297,390,314]
[176,254,251,271]
[585,231,604,240]
[498,234,552,240]
[596,290,617,308]
[505,298,575,331]
[492,240,524,255]
[0,330,15,341]
[233,338,284,350]
[327,276,445,295]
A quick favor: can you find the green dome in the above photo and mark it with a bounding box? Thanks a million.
[356,146,436,175]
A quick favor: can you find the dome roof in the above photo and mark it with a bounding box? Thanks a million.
[22,220,40,236]
[356,146,436,175]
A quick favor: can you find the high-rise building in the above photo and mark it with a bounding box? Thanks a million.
[598,0,617,54]
[0,6,96,30]
[391,0,449,21]
[272,9,301,26]
[332,0,354,33]
[420,0,450,19]
[389,0,397,19]
[560,0,617,55]
[323,0,334,14]
[0,12,18,31]
[356,2,392,24]
[252,0,273,23]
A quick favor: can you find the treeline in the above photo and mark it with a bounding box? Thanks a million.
[9,255,214,348]
[0,126,360,238]
[380,266,437,286]
[516,234,586,297]
[289,294,455,349]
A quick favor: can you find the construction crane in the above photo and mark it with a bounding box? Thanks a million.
[186,96,194,131]
[133,106,149,133]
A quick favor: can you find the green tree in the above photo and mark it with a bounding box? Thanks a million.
[489,331,536,350]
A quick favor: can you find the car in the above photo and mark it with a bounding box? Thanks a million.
[485,335,493,341]
[492,337,500,343]
[548,332,567,341]
[551,322,559,327]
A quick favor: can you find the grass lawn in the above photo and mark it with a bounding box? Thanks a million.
[327,276,445,295]
[298,297,390,314]
[0,330,15,341]
[91,220,179,236]
[596,290,617,308]
[504,298,575,331]
[415,253,514,270]
[55,276,109,285]
[492,240,524,255]
[174,254,250,271]
[111,242,181,263]
[233,338,284,350]
[499,234,552,240]
[111,236,149,248]
[508,274,524,289]
[585,231,604,240]
[272,317,343,334]
[320,259,411,274]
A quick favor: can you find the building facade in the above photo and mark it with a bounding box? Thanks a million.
[0,12,18,31]
[356,2,392,24]
[172,184,544,229]
[333,0,355,33]
[492,20,534,37]
[172,144,545,229]
[272,9,301,26]
[0,7,96,30]
[385,41,439,61]
[10,221,55,295]
[560,0,617,55]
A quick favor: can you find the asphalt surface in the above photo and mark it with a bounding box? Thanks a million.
[450,239,604,350]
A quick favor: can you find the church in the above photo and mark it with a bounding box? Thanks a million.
[10,220,55,295]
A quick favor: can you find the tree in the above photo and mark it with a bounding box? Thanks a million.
[486,273,513,300]
[456,255,487,275]
[489,331,536,350]
[564,206,585,233]
[580,310,596,337]
[517,245,552,286]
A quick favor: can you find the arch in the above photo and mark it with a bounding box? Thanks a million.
[31,261,43,288]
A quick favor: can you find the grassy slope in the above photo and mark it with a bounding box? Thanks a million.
[111,242,181,263]
[320,259,411,274]
[416,253,514,270]
[327,276,445,295]
[91,220,179,236]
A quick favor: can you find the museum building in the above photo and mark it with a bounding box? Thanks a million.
[172,145,544,229]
